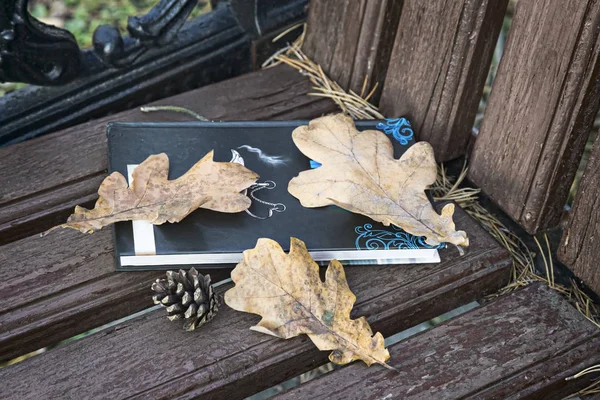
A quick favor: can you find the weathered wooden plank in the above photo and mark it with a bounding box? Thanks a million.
[0,229,164,362]
[0,175,102,246]
[275,284,600,400]
[559,138,600,295]
[0,65,337,244]
[302,0,403,99]
[0,208,512,398]
[379,0,508,161]
[469,0,600,234]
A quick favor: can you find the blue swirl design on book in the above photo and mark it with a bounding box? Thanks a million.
[376,118,414,145]
[355,224,445,250]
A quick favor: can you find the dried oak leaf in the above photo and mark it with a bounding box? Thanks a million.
[50,151,258,234]
[224,237,392,369]
[288,114,468,248]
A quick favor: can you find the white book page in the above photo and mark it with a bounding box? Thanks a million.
[127,164,157,255]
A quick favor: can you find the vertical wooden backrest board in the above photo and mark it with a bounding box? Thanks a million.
[469,0,600,234]
[379,0,508,161]
[302,0,403,100]
[559,138,600,295]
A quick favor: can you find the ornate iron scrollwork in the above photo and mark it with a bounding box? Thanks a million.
[0,0,82,85]
[93,0,200,67]
[0,0,199,86]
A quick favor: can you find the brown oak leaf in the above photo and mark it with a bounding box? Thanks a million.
[47,151,258,234]
[287,114,468,248]
[224,237,392,368]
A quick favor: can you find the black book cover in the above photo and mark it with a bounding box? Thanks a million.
[107,119,442,271]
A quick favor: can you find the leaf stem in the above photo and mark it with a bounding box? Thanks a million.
[140,106,209,121]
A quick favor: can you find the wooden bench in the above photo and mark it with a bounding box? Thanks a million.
[1,0,600,399]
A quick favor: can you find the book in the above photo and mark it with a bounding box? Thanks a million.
[107,119,444,271]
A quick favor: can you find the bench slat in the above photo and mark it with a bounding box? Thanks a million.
[275,283,600,400]
[559,136,600,295]
[0,175,103,246]
[0,65,337,245]
[379,0,508,161]
[0,209,511,398]
[0,229,162,362]
[469,0,600,234]
[302,0,403,99]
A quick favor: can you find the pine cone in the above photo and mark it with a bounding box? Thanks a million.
[151,268,219,331]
